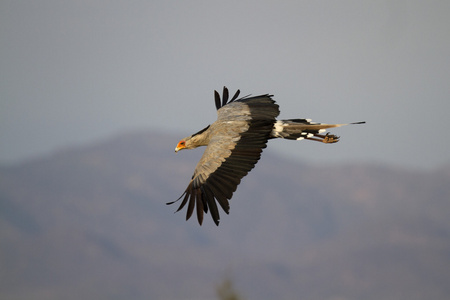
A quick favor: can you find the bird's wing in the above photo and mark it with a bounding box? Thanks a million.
[215,86,241,110]
[173,93,279,225]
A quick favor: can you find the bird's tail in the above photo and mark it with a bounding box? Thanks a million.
[271,119,365,143]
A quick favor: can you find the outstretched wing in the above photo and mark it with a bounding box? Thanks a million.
[174,90,279,225]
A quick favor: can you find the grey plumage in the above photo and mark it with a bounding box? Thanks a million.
[169,87,365,226]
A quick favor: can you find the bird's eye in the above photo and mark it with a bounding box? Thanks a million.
[180,141,185,145]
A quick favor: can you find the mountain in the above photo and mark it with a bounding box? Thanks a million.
[1,130,450,300]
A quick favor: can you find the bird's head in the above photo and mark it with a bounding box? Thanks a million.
[175,139,187,152]
[175,135,196,152]
[175,125,211,153]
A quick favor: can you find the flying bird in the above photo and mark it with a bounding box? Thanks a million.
[168,87,365,226]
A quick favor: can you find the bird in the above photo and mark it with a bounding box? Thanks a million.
[168,87,365,226]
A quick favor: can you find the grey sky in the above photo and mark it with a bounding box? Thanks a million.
[1,0,449,169]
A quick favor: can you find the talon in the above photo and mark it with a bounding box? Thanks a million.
[323,133,340,143]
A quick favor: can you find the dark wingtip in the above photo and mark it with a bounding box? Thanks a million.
[351,121,366,125]
[196,214,203,226]
[196,191,204,225]
[222,86,229,107]
[214,90,221,110]
[214,87,242,110]
[230,89,240,102]
[166,191,185,205]
[186,194,195,221]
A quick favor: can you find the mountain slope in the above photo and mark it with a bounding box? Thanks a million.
[1,131,450,300]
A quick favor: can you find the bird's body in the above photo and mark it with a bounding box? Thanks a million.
[169,87,364,226]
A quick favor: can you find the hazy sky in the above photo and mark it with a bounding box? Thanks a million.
[1,0,449,169]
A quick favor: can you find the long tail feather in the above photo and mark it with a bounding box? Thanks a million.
[271,119,365,142]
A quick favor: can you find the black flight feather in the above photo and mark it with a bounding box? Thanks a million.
[214,87,241,109]
[186,192,195,221]
[195,189,204,225]
[202,186,220,225]
[214,90,221,110]
[222,86,229,107]
[230,89,240,102]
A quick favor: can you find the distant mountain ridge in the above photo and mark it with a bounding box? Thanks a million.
[1,130,450,300]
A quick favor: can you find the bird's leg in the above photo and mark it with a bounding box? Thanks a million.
[323,133,340,143]
[305,132,340,143]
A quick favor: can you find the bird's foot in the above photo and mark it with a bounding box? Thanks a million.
[322,133,340,143]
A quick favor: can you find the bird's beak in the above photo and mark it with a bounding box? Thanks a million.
[175,145,184,153]
[175,141,186,153]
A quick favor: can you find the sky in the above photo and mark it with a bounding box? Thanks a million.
[1,0,450,170]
